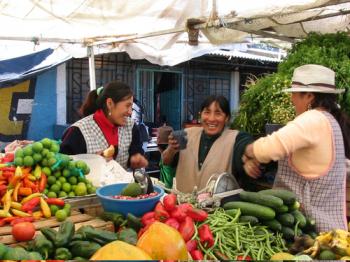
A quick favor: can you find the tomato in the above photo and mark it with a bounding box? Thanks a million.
[12,221,36,242]
[237,255,252,260]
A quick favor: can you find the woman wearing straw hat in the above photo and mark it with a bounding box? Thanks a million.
[60,81,148,170]
[243,64,350,232]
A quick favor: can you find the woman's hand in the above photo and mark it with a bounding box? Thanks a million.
[130,153,149,169]
[243,158,261,179]
[167,134,180,152]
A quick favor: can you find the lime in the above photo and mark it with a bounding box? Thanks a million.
[47,176,57,185]
[60,154,71,167]
[41,138,52,149]
[55,209,67,222]
[48,157,57,167]
[68,176,78,185]
[23,156,34,166]
[50,184,61,194]
[59,191,68,198]
[33,153,42,163]
[32,142,43,153]
[76,160,88,171]
[68,192,76,197]
[14,157,23,166]
[42,167,52,176]
[50,143,60,153]
[63,203,71,216]
[46,152,55,159]
[41,148,49,157]
[58,177,66,183]
[84,166,90,175]
[78,176,87,183]
[68,161,76,170]
[23,146,33,156]
[41,158,48,167]
[62,168,70,177]
[72,185,77,191]
[62,182,72,193]
[14,149,24,158]
[47,191,57,198]
[53,170,62,178]
[87,186,96,194]
[50,204,60,215]
[75,183,87,196]
[55,181,62,189]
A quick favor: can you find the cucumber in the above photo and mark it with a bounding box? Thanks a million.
[304,217,316,231]
[259,189,297,205]
[223,201,275,220]
[239,191,283,209]
[291,210,307,228]
[281,226,295,241]
[289,201,300,211]
[277,213,295,227]
[275,204,289,213]
[263,219,282,232]
[239,215,259,226]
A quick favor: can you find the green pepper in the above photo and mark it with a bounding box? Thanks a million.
[74,256,87,261]
[32,234,53,259]
[72,232,85,241]
[40,226,57,243]
[126,213,142,231]
[28,251,43,260]
[117,227,138,245]
[70,240,101,258]
[55,247,72,260]
[3,246,30,260]
[77,225,117,245]
[100,211,125,227]
[0,243,8,259]
[55,220,75,247]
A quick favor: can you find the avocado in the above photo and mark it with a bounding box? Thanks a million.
[120,183,142,197]
[318,249,336,260]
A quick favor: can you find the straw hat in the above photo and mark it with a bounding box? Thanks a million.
[283,64,345,94]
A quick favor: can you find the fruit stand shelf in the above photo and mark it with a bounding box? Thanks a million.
[0,210,113,246]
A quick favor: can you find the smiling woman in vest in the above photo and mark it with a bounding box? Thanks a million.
[162,95,254,193]
[60,81,148,170]
[243,64,350,232]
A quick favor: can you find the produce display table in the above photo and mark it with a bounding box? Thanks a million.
[0,209,113,246]
[66,194,104,217]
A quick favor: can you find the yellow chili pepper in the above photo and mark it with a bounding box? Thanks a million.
[40,197,51,218]
[2,189,13,213]
[21,192,42,204]
[33,165,42,180]
[12,181,21,202]
[11,208,31,217]
[28,174,37,181]
[10,201,22,210]
[32,210,43,220]
[0,209,12,218]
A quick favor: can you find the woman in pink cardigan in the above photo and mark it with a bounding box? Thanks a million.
[243,64,350,232]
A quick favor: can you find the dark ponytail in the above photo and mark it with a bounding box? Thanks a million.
[311,93,350,158]
[79,81,133,117]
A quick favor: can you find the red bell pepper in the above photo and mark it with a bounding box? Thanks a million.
[163,193,177,211]
[186,239,198,252]
[178,216,195,242]
[45,198,65,206]
[190,249,204,260]
[154,202,170,222]
[21,197,40,212]
[177,203,193,214]
[165,218,180,230]
[198,224,214,248]
[187,208,208,222]
[170,207,187,222]
[141,211,155,226]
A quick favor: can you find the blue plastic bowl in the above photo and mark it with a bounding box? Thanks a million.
[96,183,164,217]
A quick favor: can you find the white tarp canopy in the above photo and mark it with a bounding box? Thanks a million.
[0,0,349,66]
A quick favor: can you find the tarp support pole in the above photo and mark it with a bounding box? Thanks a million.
[88,46,96,91]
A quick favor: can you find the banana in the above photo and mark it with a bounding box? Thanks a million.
[316,231,333,246]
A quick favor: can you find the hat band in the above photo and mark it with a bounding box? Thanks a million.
[292,81,336,89]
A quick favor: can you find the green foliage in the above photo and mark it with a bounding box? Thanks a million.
[232,32,350,134]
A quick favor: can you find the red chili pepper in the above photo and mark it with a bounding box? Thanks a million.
[141,211,155,226]
[178,216,195,242]
[198,224,214,248]
[21,197,40,212]
[154,202,170,222]
[143,217,156,226]
[0,166,16,172]
[38,173,47,192]
[187,208,208,222]
[10,217,34,226]
[186,239,198,252]
[163,193,177,211]
[190,249,204,260]
[177,203,193,214]
[237,255,252,260]
[45,198,65,206]
[165,218,180,230]
[24,177,37,190]
[170,207,187,222]
[0,185,7,191]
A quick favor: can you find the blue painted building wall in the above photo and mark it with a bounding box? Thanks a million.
[27,68,57,140]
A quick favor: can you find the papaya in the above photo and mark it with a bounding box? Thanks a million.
[90,240,152,260]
